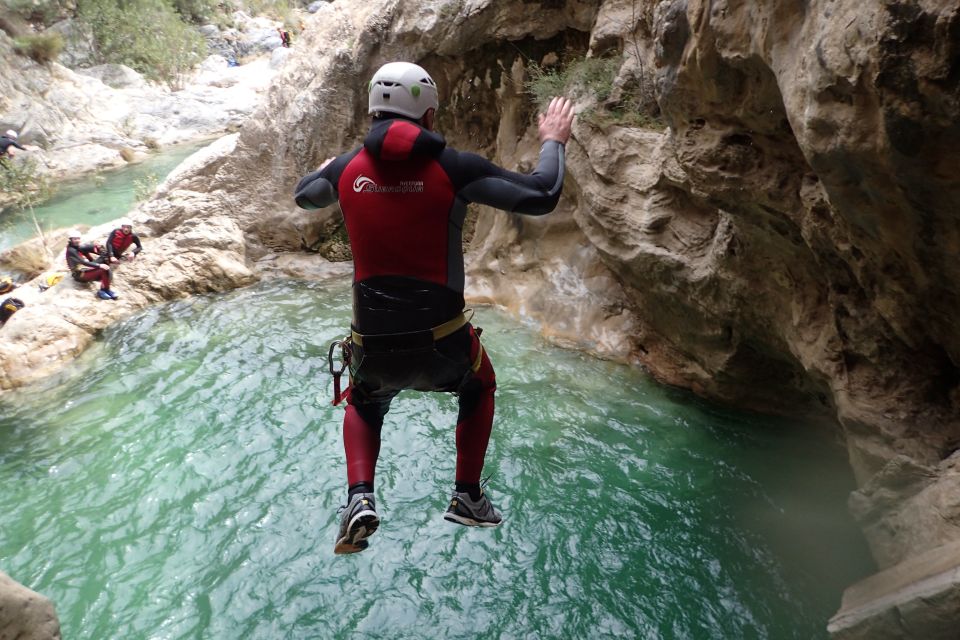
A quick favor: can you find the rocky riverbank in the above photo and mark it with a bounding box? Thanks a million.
[0,8,296,208]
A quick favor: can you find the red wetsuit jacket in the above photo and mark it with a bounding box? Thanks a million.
[294,117,566,335]
[105,228,142,261]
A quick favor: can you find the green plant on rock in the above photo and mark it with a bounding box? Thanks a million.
[525,57,619,110]
[133,172,160,202]
[244,0,291,20]
[13,32,65,64]
[169,0,220,22]
[0,158,55,210]
[525,55,663,130]
[3,0,69,26]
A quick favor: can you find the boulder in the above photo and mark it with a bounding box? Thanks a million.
[0,571,61,640]
[269,46,291,69]
[307,1,329,13]
[45,18,94,68]
[75,63,146,90]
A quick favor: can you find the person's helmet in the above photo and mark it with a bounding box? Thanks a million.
[118,218,132,228]
[368,62,438,120]
[67,229,82,239]
[4,130,17,140]
[0,276,14,294]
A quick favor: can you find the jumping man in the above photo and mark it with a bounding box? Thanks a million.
[294,62,574,554]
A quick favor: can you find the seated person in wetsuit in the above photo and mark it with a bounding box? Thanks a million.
[104,218,142,263]
[65,229,117,300]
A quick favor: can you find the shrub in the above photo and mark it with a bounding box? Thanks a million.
[245,0,291,20]
[169,0,220,22]
[13,32,65,64]
[0,158,55,210]
[77,0,207,86]
[525,57,620,110]
[525,55,663,130]
[2,0,68,27]
[133,172,159,202]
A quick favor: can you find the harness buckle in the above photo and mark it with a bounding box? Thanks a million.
[327,337,353,406]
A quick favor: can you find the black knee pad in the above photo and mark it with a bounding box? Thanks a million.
[350,392,391,430]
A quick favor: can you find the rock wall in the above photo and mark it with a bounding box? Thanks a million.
[1,0,958,635]
[643,0,960,569]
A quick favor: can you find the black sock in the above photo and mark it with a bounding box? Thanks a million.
[455,482,482,501]
[348,481,374,498]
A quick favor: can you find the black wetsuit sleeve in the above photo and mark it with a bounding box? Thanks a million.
[66,246,100,270]
[131,234,142,253]
[0,138,26,153]
[441,141,566,215]
[105,230,118,260]
[294,148,362,210]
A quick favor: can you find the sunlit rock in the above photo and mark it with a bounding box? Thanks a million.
[0,571,60,640]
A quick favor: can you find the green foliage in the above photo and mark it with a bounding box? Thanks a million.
[0,158,55,210]
[169,0,219,22]
[244,0,290,20]
[2,0,68,26]
[77,0,207,85]
[13,32,65,64]
[579,106,666,131]
[133,172,160,202]
[525,57,620,110]
[526,55,663,130]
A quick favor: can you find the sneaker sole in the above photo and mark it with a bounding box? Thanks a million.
[334,511,379,555]
[443,512,502,528]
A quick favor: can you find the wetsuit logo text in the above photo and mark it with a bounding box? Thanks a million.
[353,175,424,194]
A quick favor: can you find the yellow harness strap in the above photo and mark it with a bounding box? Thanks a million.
[471,341,485,373]
[351,310,474,347]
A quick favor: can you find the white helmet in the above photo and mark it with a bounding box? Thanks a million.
[4,130,17,140]
[67,229,82,239]
[368,62,438,120]
[118,218,132,228]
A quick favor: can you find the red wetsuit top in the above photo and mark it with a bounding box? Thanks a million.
[294,117,566,335]
[105,228,142,260]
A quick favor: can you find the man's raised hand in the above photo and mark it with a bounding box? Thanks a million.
[538,96,575,145]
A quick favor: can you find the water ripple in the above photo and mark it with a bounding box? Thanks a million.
[0,279,872,639]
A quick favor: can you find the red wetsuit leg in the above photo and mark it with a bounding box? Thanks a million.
[343,403,382,487]
[77,269,109,288]
[455,329,496,484]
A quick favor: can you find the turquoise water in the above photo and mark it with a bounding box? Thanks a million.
[0,279,873,639]
[0,141,210,252]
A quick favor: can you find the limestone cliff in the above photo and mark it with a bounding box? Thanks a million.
[1,0,958,636]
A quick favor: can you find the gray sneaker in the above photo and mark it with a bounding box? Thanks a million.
[443,489,502,527]
[334,492,379,555]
